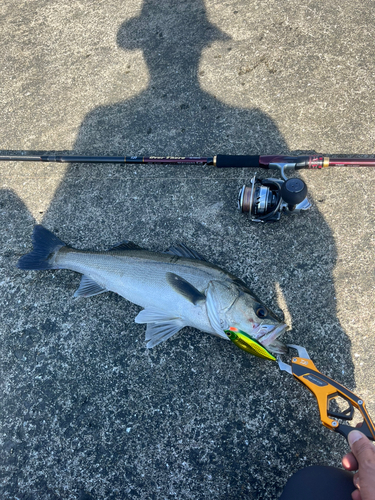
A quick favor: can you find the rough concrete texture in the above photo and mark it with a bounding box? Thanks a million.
[0,0,374,498]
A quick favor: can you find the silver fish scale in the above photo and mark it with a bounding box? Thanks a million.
[55,248,231,333]
[18,226,287,352]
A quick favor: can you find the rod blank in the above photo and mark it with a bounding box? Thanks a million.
[1,152,375,168]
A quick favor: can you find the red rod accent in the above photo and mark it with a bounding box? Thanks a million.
[329,158,375,167]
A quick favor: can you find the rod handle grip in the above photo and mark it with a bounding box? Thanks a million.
[215,155,260,168]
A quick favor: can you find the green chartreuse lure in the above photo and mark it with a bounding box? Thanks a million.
[224,327,276,361]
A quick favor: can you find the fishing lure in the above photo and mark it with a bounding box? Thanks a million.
[224,327,276,361]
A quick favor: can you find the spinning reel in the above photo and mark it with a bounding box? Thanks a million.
[238,162,310,222]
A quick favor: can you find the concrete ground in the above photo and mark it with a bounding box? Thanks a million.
[1,1,374,498]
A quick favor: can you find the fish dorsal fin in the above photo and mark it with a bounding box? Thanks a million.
[108,240,144,251]
[73,275,107,298]
[206,283,229,337]
[134,307,186,348]
[163,243,207,261]
[166,272,206,305]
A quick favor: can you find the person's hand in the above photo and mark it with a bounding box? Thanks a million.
[342,429,375,500]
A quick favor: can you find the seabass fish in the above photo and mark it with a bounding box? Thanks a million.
[17,226,287,354]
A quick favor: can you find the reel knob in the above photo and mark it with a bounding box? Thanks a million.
[280,178,307,208]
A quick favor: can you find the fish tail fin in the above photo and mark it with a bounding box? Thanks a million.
[17,225,66,270]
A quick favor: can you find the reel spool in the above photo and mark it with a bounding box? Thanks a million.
[238,175,310,222]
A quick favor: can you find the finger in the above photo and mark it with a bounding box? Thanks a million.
[342,452,358,471]
[353,471,360,488]
[351,488,361,500]
[348,430,375,463]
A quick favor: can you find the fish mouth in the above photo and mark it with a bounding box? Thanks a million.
[256,323,288,350]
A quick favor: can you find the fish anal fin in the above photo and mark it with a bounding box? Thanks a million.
[166,272,205,305]
[74,275,107,298]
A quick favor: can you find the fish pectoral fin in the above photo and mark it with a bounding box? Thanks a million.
[166,272,206,305]
[73,275,108,298]
[134,308,186,348]
[206,284,229,338]
[163,243,207,261]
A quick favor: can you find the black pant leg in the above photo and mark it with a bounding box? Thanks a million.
[279,465,355,500]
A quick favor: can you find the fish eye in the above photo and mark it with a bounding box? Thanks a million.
[255,306,268,319]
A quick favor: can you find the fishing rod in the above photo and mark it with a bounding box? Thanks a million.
[2,152,375,168]
[2,152,375,222]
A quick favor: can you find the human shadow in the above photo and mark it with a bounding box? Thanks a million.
[2,1,355,499]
